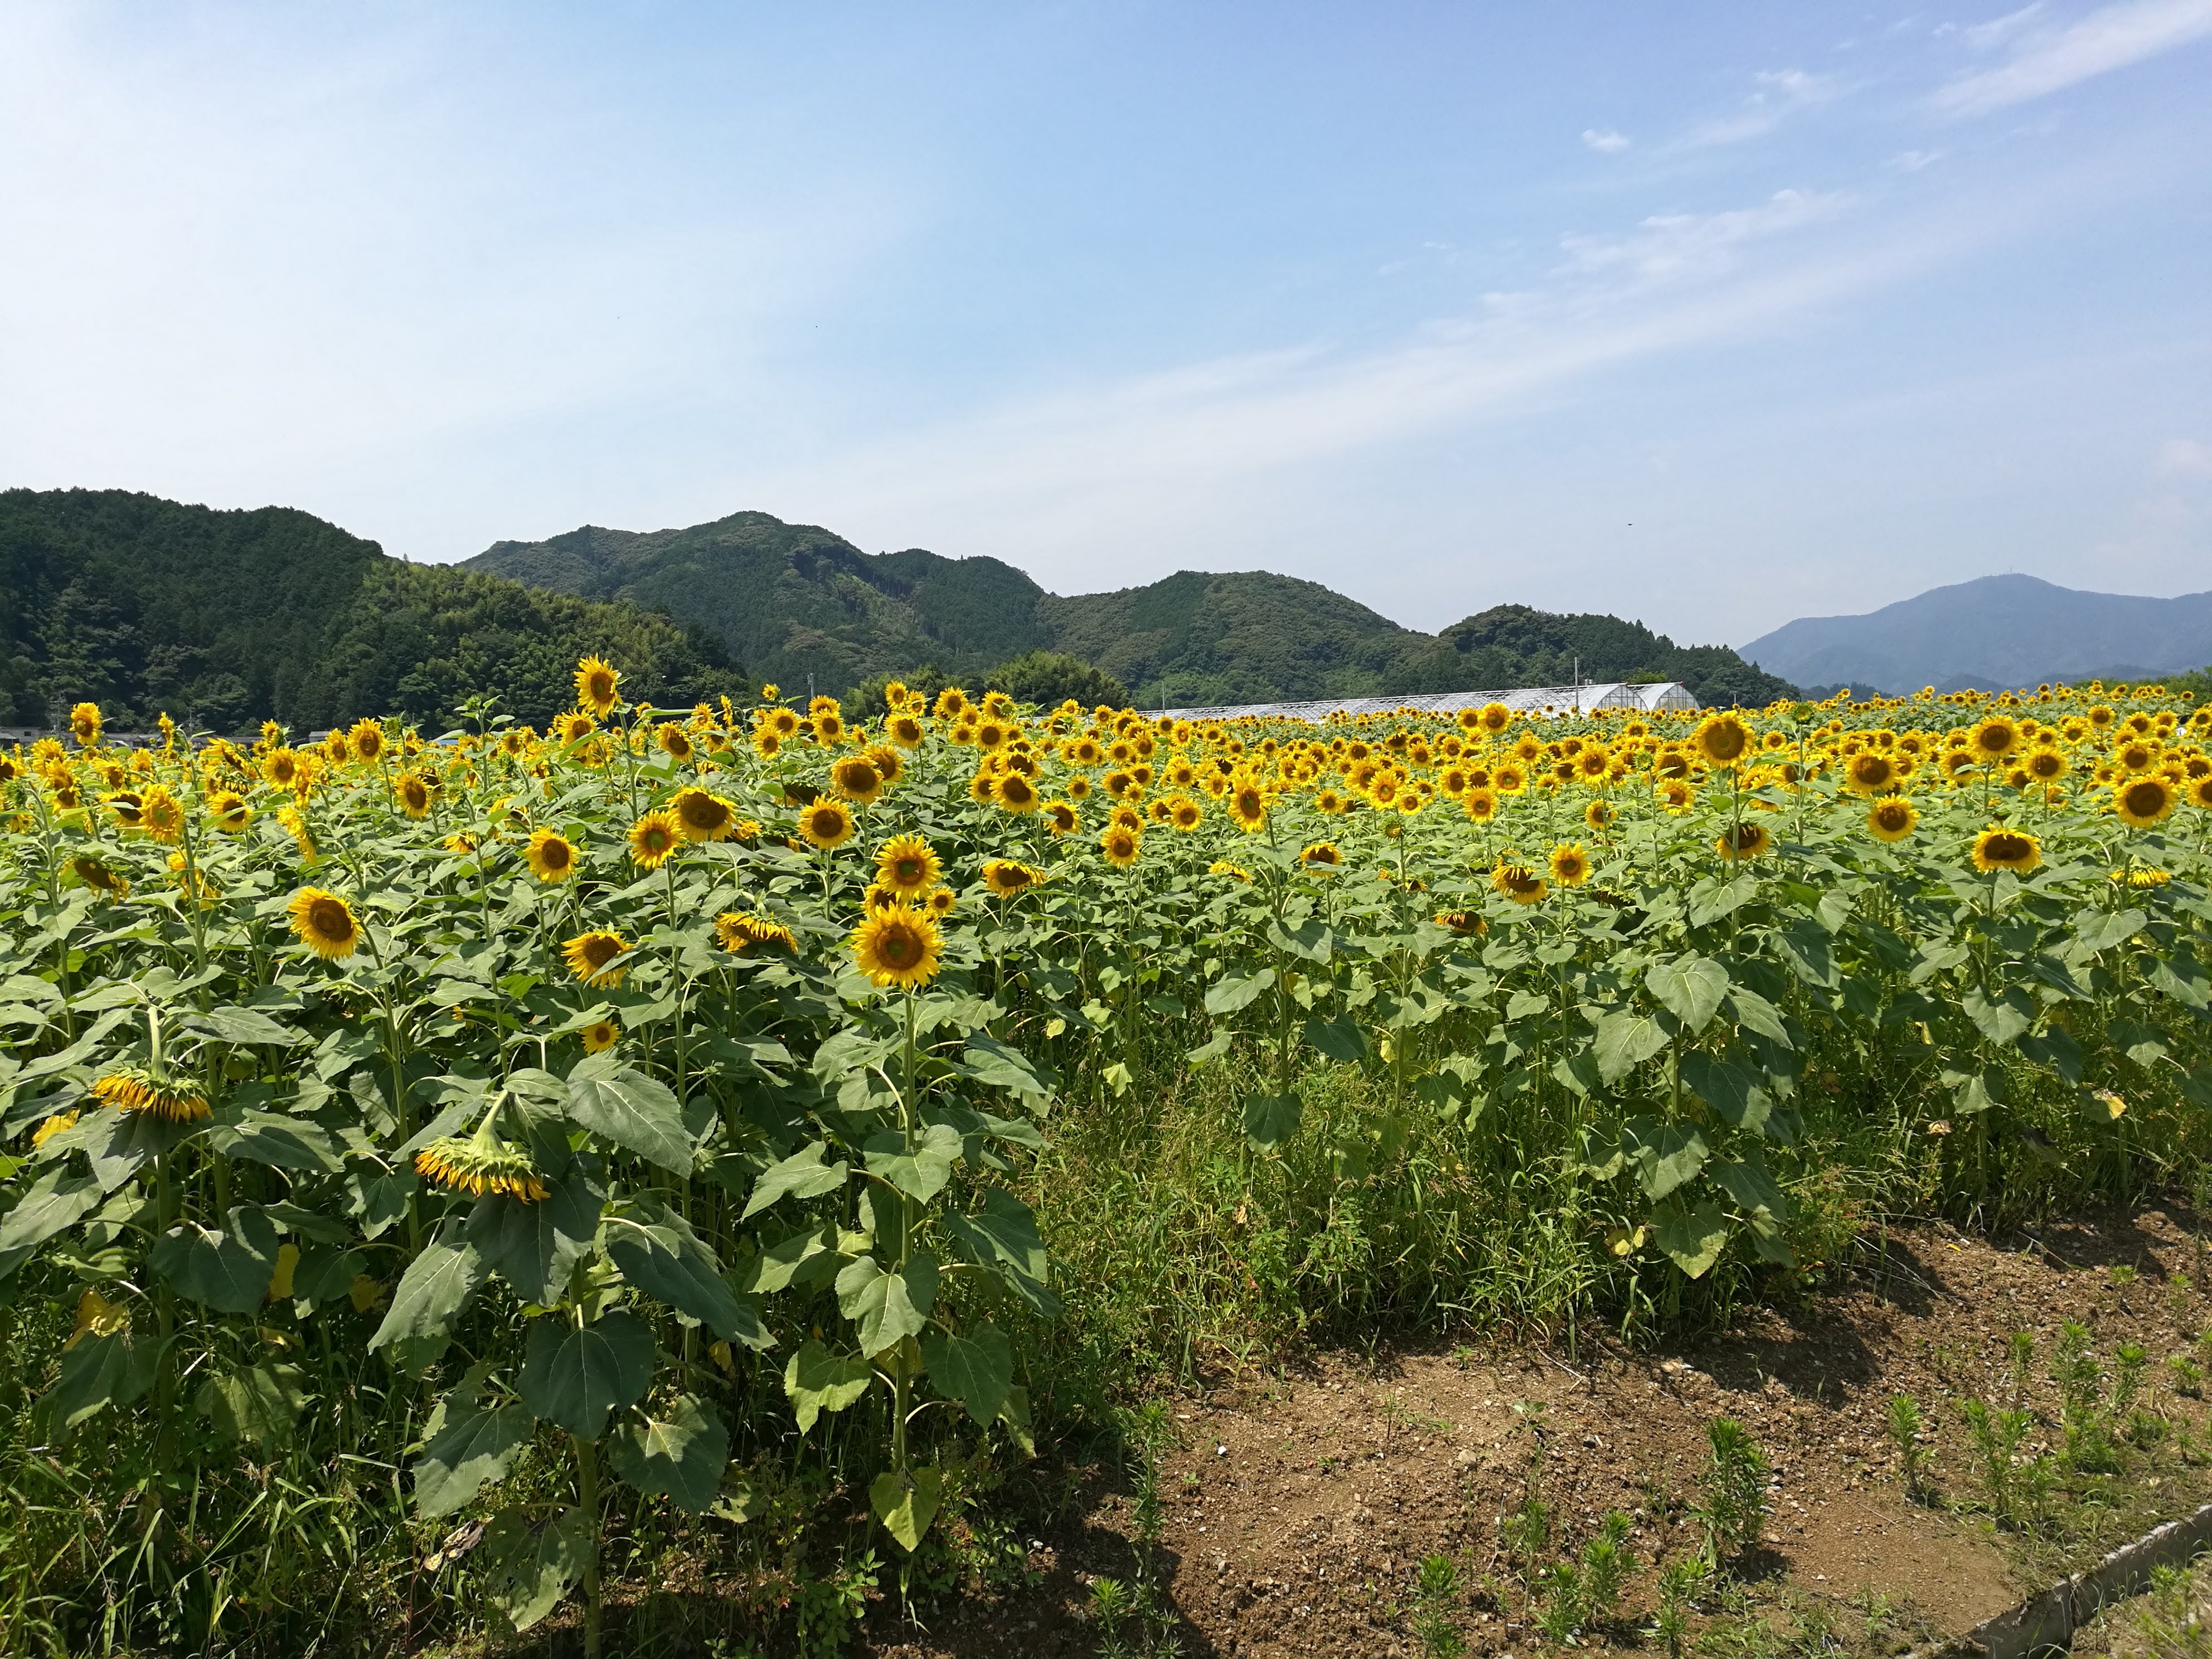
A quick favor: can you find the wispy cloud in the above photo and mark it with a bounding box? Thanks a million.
[1556,190,1846,283]
[1931,0,2212,115]
[1582,127,1631,153]
[2158,437,2212,478]
[1885,148,1942,171]
[1677,67,1835,148]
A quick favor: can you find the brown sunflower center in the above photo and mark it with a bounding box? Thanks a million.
[308,898,352,940]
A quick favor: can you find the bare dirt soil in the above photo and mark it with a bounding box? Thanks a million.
[870,1206,2212,1658]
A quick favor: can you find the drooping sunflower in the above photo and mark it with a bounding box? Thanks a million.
[288,886,361,959]
[2113,774,2175,827]
[1865,795,1918,843]
[1100,824,1142,867]
[206,790,252,833]
[580,1016,620,1055]
[1971,824,2042,874]
[525,827,579,882]
[563,929,632,988]
[1548,842,1592,886]
[850,903,944,990]
[1301,841,1341,867]
[1434,909,1487,935]
[714,910,798,954]
[1042,800,1080,836]
[1694,715,1754,769]
[1209,860,1251,883]
[69,855,129,898]
[575,656,622,718]
[799,799,856,850]
[1492,861,1546,905]
[90,1063,210,1123]
[668,787,737,842]
[628,809,683,869]
[831,755,884,804]
[415,1114,547,1204]
[981,858,1046,896]
[1714,822,1773,861]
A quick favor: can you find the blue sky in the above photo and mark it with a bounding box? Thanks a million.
[3,2,2209,649]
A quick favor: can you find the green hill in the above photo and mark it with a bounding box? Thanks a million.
[0,489,741,734]
[470,512,1796,708]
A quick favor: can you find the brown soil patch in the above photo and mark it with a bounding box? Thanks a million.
[870,1208,2212,1658]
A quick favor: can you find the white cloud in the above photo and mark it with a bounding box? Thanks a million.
[1885,148,1943,171]
[1582,127,1631,152]
[1556,190,1846,283]
[1957,4,2046,50]
[2158,438,2212,478]
[1931,0,2212,115]
[1677,67,1835,148]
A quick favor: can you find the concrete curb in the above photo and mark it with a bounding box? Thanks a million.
[1912,1500,2212,1658]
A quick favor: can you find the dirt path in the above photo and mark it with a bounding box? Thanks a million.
[875,1206,2212,1657]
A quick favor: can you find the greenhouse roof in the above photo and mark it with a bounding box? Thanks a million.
[1153,681,1701,722]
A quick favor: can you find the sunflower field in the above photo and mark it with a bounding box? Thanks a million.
[2,663,2210,1654]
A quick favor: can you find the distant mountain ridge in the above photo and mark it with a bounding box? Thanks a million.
[465,511,1796,708]
[1738,574,2212,696]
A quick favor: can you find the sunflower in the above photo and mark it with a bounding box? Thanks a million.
[628,809,683,869]
[996,771,1041,813]
[69,702,102,747]
[563,929,632,988]
[1695,715,1754,769]
[714,910,798,954]
[1209,860,1251,883]
[1583,799,1614,831]
[1492,861,1546,905]
[850,903,944,989]
[350,718,387,763]
[778,798,849,853]
[1167,795,1204,832]
[1549,842,1592,886]
[2190,775,2212,811]
[555,710,598,744]
[574,656,622,717]
[90,1064,210,1123]
[1314,787,1348,815]
[415,1118,547,1204]
[668,787,738,842]
[1969,716,2020,761]
[395,771,433,818]
[323,729,352,765]
[580,1016,620,1055]
[1866,795,1918,843]
[1714,822,1773,861]
[656,722,693,762]
[32,1109,80,1147]
[981,858,1046,896]
[1493,762,1529,794]
[1477,701,1512,734]
[832,755,884,804]
[137,784,183,843]
[206,790,252,833]
[2113,775,2176,827]
[1433,909,1487,934]
[69,855,129,898]
[1100,824,1142,867]
[288,887,361,959]
[1226,779,1268,832]
[1301,841,1341,867]
[1844,751,1899,795]
[871,835,940,896]
[1971,825,2042,874]
[1042,800,1080,836]
[866,743,904,785]
[811,709,845,745]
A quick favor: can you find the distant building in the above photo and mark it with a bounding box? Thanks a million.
[1154,681,1700,721]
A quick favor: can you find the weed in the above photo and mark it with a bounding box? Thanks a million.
[1886,1393,1931,1500]
[1650,1555,1713,1659]
[1409,1553,1465,1659]
[1579,1510,1636,1624]
[1693,1418,1771,1569]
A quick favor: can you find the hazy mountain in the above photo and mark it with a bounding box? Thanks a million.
[1738,575,2212,695]
[0,489,741,733]
[470,512,1796,708]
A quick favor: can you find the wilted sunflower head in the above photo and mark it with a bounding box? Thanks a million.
[69,854,129,898]
[1301,841,1341,867]
[1971,824,2041,874]
[563,929,631,988]
[1492,861,1546,905]
[875,834,942,895]
[799,799,855,850]
[90,1063,209,1123]
[1866,795,1918,843]
[288,886,361,959]
[1714,822,1773,862]
[2114,775,2175,827]
[415,1119,547,1203]
[850,903,944,989]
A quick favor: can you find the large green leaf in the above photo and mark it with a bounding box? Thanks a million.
[368,1221,486,1354]
[42,1330,165,1432]
[1645,956,1730,1035]
[481,1505,593,1633]
[836,1253,938,1357]
[413,1403,535,1519]
[1961,987,2032,1048]
[870,1466,943,1553]
[1653,1199,1730,1279]
[0,1166,101,1275]
[1242,1091,1302,1150]
[183,1005,304,1047]
[862,1123,961,1204]
[2076,908,2147,955]
[151,1207,283,1312]
[1679,1053,1774,1137]
[1621,1118,1709,1202]
[1772,921,1839,989]
[740,1141,849,1220]
[604,1200,767,1348]
[608,1394,729,1513]
[1302,1013,1368,1064]
[1709,1147,1788,1221]
[784,1339,872,1433]
[467,1173,601,1306]
[921,1322,1013,1428]
[943,1190,1057,1317]
[196,1362,310,1449]
[1592,1010,1669,1085]
[516,1310,654,1439]
[1204,969,1274,1017]
[564,1053,691,1172]
[1726,986,1793,1046]
[207,1109,345,1173]
[961,1034,1052,1098]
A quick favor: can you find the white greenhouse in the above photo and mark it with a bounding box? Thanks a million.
[1154,681,1700,722]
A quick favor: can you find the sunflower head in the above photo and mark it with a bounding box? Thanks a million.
[575,656,622,718]
[714,909,798,955]
[395,771,433,818]
[663,787,733,843]
[1714,822,1773,862]
[799,799,856,850]
[581,1016,621,1055]
[90,1063,210,1123]
[1043,800,1080,836]
[350,718,387,763]
[1583,799,1614,831]
[415,1122,547,1203]
[1301,841,1341,867]
[1866,795,1918,843]
[1492,861,1546,905]
[2114,775,2175,828]
[1168,795,1204,832]
[656,722,693,761]
[832,755,884,804]
[206,790,252,833]
[1971,824,2042,874]
[1694,715,1754,769]
[288,886,361,959]
[850,903,944,989]
[873,834,942,895]
[69,702,103,747]
[138,784,184,843]
[1548,842,1591,887]
[1100,824,1142,867]
[526,827,579,882]
[1433,909,1487,935]
[563,928,632,988]
[1844,751,1898,795]
[1226,779,1268,831]
[628,809,683,869]
[1208,860,1251,883]
[981,858,1045,896]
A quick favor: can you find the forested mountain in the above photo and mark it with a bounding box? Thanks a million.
[472,511,1796,707]
[1738,574,2212,695]
[0,490,741,733]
